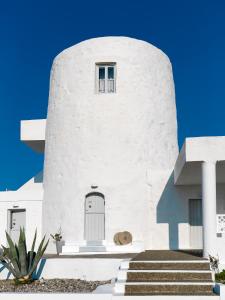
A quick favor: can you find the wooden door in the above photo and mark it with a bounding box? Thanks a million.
[85,193,105,241]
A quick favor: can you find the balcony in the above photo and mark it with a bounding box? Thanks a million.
[20,119,46,153]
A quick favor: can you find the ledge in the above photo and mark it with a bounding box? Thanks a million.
[20,119,46,153]
[174,137,225,185]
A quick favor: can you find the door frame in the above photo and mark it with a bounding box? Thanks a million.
[7,208,26,234]
[84,192,105,241]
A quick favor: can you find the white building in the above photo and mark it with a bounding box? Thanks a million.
[1,36,225,266]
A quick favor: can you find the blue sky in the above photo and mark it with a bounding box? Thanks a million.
[0,0,225,190]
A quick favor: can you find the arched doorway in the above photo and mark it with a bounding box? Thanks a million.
[85,192,105,241]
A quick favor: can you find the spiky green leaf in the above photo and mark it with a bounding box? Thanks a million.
[0,260,18,277]
[18,228,28,276]
[1,230,49,281]
[28,238,49,276]
[28,229,37,272]
[15,244,21,271]
[5,232,19,261]
[5,232,20,274]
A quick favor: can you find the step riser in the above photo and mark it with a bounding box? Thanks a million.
[86,241,103,246]
[79,246,106,252]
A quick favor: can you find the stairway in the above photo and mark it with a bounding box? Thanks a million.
[114,250,216,297]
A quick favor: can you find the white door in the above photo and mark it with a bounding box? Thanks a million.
[189,199,203,249]
[85,193,105,241]
[9,209,26,243]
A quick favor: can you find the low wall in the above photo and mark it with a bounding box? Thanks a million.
[0,257,123,281]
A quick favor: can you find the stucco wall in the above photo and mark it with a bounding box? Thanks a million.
[43,36,178,251]
[152,174,202,250]
[0,172,43,247]
[152,177,225,257]
[0,257,122,281]
[0,195,42,247]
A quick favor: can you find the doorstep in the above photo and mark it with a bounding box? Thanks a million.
[62,241,144,254]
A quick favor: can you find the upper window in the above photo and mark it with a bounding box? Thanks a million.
[96,63,116,93]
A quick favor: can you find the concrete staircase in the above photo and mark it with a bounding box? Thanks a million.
[114,251,216,297]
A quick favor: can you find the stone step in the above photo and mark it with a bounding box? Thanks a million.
[124,284,214,296]
[115,253,214,296]
[126,271,212,282]
[79,246,106,252]
[86,241,103,246]
[128,262,211,270]
[131,250,205,261]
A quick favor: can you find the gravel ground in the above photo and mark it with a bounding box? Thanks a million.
[0,279,110,293]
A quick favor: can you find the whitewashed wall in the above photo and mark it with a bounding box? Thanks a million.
[43,36,178,251]
[0,174,43,248]
[152,178,225,264]
[0,257,122,281]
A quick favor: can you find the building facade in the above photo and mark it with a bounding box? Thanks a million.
[0,37,225,267]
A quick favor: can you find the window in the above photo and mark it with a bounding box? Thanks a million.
[96,63,116,93]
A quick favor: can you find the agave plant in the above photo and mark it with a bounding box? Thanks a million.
[0,228,49,284]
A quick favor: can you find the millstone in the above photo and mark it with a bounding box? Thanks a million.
[113,233,121,245]
[114,231,132,245]
[118,231,132,245]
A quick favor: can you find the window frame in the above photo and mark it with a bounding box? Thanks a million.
[95,63,116,94]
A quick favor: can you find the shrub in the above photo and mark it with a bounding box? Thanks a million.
[0,228,49,284]
[215,269,225,283]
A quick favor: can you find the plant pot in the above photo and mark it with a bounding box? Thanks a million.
[55,241,63,255]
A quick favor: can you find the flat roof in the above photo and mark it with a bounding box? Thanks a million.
[174,137,225,185]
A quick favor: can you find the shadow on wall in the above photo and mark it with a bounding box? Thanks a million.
[34,171,43,183]
[0,258,46,280]
[0,263,11,279]
[157,172,188,250]
[33,258,46,280]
